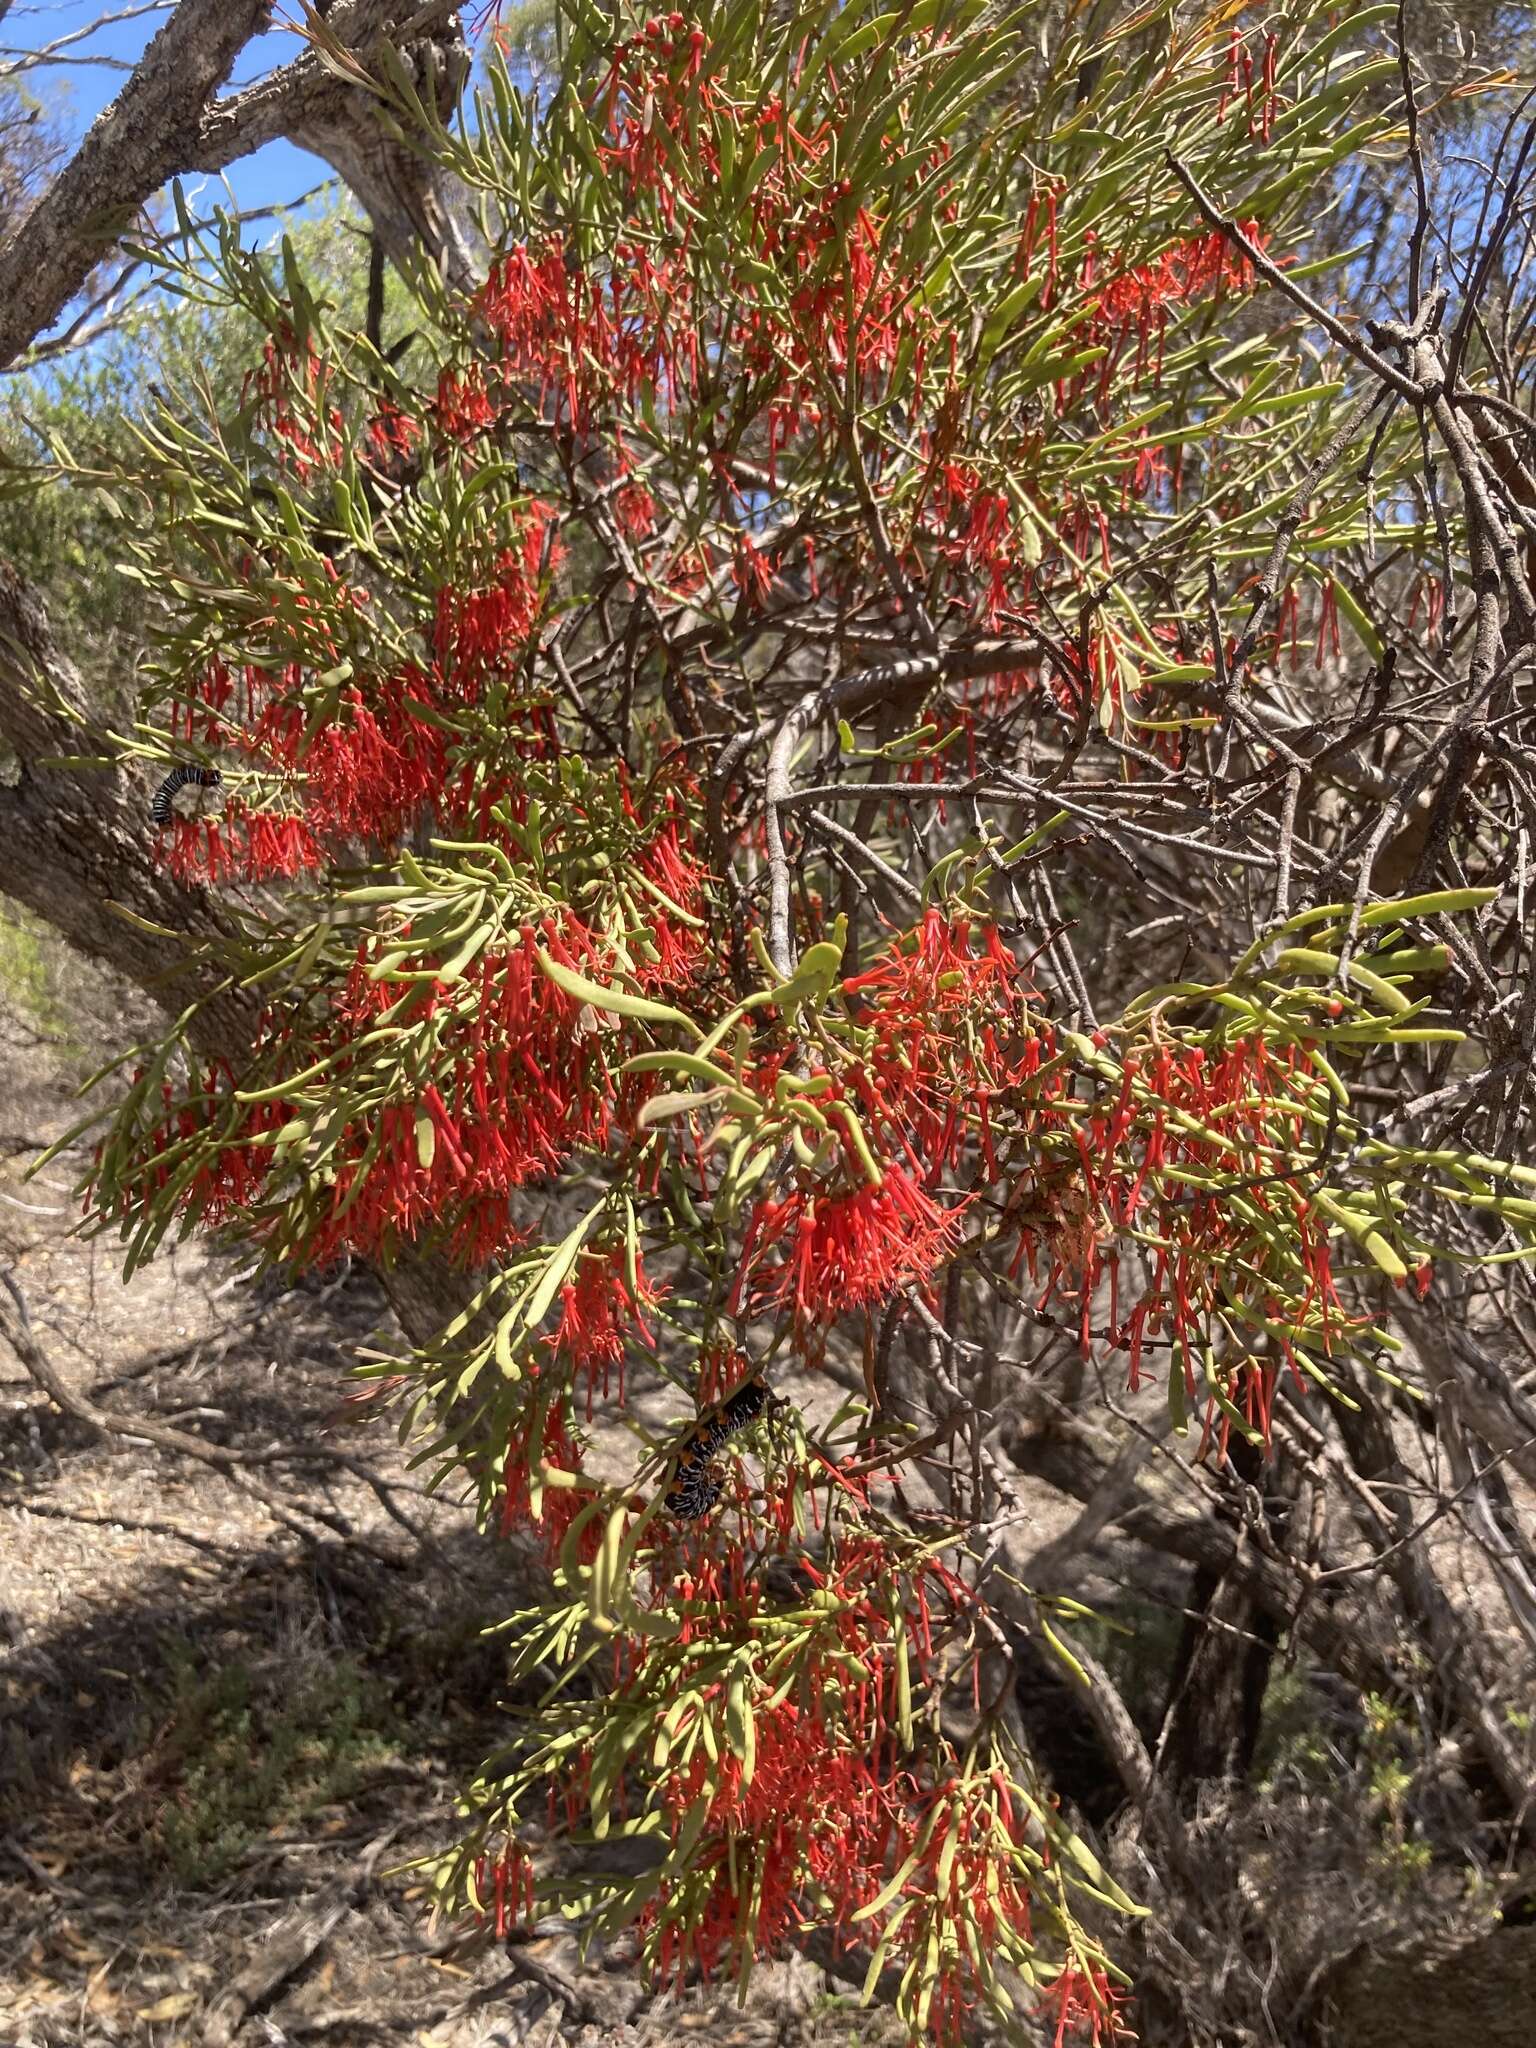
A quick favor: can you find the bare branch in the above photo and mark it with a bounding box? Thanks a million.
[0,0,273,371]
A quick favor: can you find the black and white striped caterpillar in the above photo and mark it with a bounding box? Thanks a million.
[150,764,222,828]
[662,1375,772,1521]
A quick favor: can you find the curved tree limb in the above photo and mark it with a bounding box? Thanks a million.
[0,0,471,373]
[0,0,274,370]
[0,560,262,1054]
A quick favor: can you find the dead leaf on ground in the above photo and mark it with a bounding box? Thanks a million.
[136,1989,199,2020]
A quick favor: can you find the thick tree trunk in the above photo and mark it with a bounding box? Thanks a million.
[1157,1440,1280,1801]
[1157,1559,1279,1795]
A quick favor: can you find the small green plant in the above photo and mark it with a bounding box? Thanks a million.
[0,908,64,1039]
[144,1637,402,1888]
[1255,1665,1334,1788]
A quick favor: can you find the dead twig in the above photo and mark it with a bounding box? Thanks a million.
[0,1266,411,1568]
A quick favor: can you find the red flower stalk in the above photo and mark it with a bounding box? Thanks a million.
[1043,1962,1133,2046]
[473,1838,537,1938]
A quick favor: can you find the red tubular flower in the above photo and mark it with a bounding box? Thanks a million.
[842,912,1041,1175]
[1090,224,1269,375]
[549,1245,665,1412]
[1043,1962,1132,2046]
[366,400,419,465]
[95,899,660,1269]
[242,329,343,480]
[230,805,324,879]
[474,1837,537,1938]
[302,675,450,844]
[731,533,775,604]
[434,364,497,442]
[161,815,240,885]
[614,474,658,538]
[924,460,1032,628]
[736,1166,964,1325]
[432,510,559,700]
[594,1528,1084,2045]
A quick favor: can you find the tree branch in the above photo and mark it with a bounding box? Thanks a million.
[0,0,473,374]
[0,0,274,371]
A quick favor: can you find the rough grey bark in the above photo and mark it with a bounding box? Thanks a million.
[194,0,475,289]
[0,561,261,1057]
[0,0,275,370]
[0,0,471,373]
[0,561,472,1349]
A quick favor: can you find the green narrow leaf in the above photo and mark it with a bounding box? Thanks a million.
[535,950,702,1036]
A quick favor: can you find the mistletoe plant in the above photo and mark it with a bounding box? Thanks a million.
[40,0,1536,2039]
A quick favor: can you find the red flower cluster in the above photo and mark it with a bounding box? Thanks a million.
[733,1166,964,1328]
[242,329,343,481]
[1090,225,1269,374]
[471,235,685,434]
[157,802,322,887]
[96,912,680,1266]
[602,1531,1096,2045]
[152,504,561,885]
[471,1837,536,1939]
[428,22,956,516]
[924,461,1037,630]
[549,1244,665,1413]
[1004,1031,1359,1444]
[1217,26,1280,140]
[1045,1964,1133,2048]
[366,399,419,467]
[600,13,717,223]
[720,918,1044,1334]
[843,912,1041,1177]
[499,1396,597,1566]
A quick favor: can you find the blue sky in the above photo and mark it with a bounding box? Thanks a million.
[2,1,523,363]
[4,1,339,219]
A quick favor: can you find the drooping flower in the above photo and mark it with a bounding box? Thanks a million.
[549,1244,665,1411]
[242,329,343,480]
[499,1396,599,1566]
[366,399,419,466]
[735,1165,964,1325]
